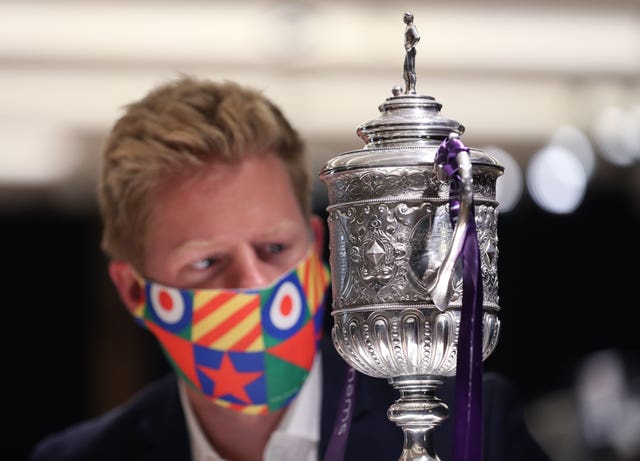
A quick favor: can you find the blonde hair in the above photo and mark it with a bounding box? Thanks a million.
[97,75,308,269]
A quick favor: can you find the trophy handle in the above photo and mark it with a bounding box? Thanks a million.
[426,147,474,311]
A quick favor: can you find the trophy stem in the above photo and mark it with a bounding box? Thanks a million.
[388,376,449,461]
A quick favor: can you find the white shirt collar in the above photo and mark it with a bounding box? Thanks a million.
[179,353,322,461]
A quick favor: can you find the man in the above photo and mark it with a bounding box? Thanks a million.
[30,76,551,461]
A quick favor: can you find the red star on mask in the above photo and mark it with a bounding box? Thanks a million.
[199,353,263,404]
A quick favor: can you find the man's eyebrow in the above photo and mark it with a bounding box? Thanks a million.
[253,221,303,240]
[171,221,303,252]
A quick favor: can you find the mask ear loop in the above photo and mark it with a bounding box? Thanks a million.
[128,270,148,319]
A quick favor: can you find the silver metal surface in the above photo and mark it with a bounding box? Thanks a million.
[319,12,504,461]
[427,135,474,311]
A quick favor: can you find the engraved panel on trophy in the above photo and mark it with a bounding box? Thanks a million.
[475,204,500,305]
[407,209,435,288]
[327,167,441,204]
[353,203,404,295]
[408,204,463,303]
[473,170,498,202]
[327,213,351,298]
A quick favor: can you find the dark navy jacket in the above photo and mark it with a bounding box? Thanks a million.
[31,338,552,461]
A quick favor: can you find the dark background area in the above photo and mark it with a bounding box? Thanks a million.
[7,167,638,461]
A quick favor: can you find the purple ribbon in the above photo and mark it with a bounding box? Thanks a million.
[323,365,358,461]
[435,136,484,461]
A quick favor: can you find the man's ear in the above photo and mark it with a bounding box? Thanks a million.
[310,214,326,260]
[108,260,144,314]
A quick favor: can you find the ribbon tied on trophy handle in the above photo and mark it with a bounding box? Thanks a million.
[429,132,484,461]
[426,132,474,311]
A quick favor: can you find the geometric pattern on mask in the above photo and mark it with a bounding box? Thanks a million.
[133,250,331,414]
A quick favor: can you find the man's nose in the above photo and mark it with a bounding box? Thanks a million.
[225,246,271,289]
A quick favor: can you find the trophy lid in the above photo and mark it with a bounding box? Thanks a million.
[356,92,465,147]
[321,12,502,175]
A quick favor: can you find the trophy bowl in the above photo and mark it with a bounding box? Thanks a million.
[319,12,504,461]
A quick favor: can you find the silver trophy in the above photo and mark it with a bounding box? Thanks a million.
[319,12,504,461]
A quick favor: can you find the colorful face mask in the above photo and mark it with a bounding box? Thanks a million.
[131,248,330,415]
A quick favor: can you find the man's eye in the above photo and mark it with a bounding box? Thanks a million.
[191,258,217,270]
[265,243,285,254]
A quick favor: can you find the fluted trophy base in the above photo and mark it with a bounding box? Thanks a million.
[388,376,449,461]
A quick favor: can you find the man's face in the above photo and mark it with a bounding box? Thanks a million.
[143,153,310,291]
[121,154,328,412]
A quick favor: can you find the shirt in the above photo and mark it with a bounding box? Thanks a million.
[179,353,322,461]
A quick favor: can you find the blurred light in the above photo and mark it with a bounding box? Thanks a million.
[591,105,639,166]
[549,124,596,179]
[262,3,316,60]
[626,105,640,162]
[0,119,80,185]
[482,145,523,213]
[526,144,587,214]
[576,350,640,459]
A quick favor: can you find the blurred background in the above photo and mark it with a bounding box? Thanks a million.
[2,1,638,460]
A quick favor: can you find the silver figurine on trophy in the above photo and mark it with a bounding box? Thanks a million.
[319,12,505,461]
